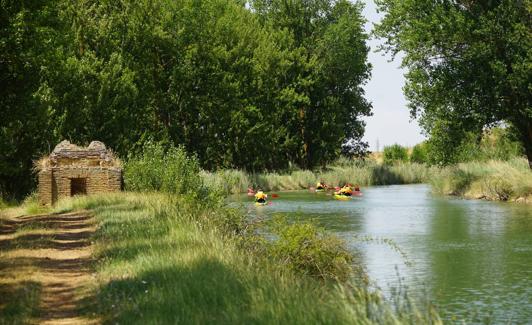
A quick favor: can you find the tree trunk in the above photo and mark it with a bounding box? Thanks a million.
[519,120,532,169]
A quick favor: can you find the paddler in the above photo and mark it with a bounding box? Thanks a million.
[254,190,268,204]
[316,181,327,191]
[338,184,353,197]
[247,187,255,196]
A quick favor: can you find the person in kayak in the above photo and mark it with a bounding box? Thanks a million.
[316,181,327,191]
[338,184,353,196]
[247,187,255,196]
[255,190,268,204]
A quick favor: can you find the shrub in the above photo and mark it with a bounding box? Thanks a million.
[124,142,205,196]
[0,197,9,210]
[383,144,409,165]
[427,127,524,165]
[410,143,428,164]
[267,216,355,282]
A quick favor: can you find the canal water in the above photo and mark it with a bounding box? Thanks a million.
[232,185,532,323]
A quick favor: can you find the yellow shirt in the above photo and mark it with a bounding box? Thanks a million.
[340,186,352,194]
[255,191,267,199]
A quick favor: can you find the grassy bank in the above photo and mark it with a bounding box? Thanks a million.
[431,158,532,202]
[203,160,434,194]
[203,157,531,204]
[48,192,439,324]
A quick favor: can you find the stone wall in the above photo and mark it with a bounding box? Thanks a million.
[38,167,122,206]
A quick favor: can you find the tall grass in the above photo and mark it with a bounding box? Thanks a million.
[203,160,434,194]
[431,158,532,202]
[53,193,441,324]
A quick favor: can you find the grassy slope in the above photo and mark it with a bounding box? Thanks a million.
[52,193,439,325]
[431,158,532,202]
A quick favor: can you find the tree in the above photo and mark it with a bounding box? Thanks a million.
[0,0,373,199]
[382,144,408,164]
[374,0,532,167]
[0,0,64,198]
[251,0,372,168]
[410,142,428,164]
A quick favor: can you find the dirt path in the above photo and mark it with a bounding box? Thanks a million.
[0,211,99,325]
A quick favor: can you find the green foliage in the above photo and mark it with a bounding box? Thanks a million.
[457,128,524,162]
[431,158,532,201]
[124,142,204,196]
[426,127,524,165]
[251,0,372,168]
[375,0,532,167]
[0,0,63,199]
[410,143,428,164]
[383,144,409,165]
[203,159,434,193]
[0,281,41,325]
[1,0,372,199]
[267,216,355,282]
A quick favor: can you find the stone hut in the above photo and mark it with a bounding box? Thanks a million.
[37,140,122,206]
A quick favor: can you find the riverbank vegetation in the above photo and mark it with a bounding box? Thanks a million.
[431,158,531,203]
[202,127,531,201]
[46,192,440,324]
[203,159,433,194]
[1,146,442,324]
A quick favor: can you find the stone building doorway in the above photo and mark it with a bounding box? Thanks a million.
[70,178,87,196]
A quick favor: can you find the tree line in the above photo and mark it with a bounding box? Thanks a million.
[1,0,372,199]
[2,0,530,200]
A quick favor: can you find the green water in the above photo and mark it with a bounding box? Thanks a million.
[233,184,532,323]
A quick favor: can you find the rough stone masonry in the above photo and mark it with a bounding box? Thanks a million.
[37,140,122,206]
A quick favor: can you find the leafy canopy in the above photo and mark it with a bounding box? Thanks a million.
[374,0,532,167]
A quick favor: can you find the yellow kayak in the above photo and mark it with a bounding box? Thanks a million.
[315,188,326,192]
[255,201,268,206]
[334,194,351,201]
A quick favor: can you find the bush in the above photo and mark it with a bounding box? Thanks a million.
[459,127,524,162]
[267,216,355,282]
[427,127,524,165]
[383,144,409,165]
[410,143,428,164]
[124,142,205,196]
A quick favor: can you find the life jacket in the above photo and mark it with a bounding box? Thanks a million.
[255,191,267,200]
[340,186,353,195]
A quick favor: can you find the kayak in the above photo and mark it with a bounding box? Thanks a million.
[315,188,326,192]
[255,201,268,206]
[334,194,351,201]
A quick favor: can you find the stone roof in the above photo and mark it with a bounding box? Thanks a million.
[50,140,111,160]
[36,140,121,170]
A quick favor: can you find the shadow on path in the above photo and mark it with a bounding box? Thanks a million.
[0,211,99,325]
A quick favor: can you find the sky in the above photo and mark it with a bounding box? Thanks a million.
[360,0,426,151]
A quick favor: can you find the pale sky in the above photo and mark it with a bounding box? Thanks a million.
[360,0,426,151]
